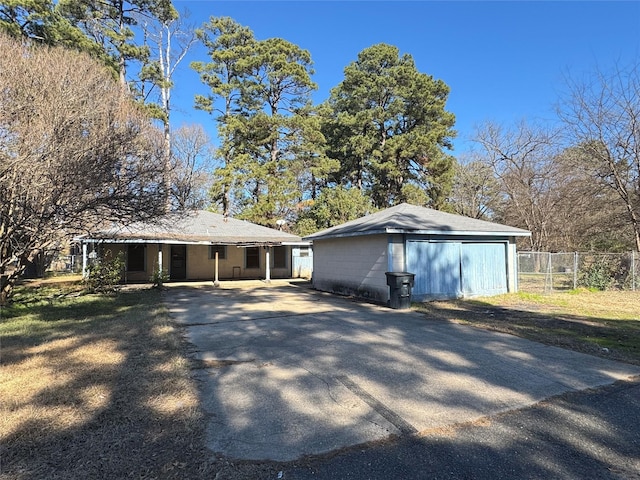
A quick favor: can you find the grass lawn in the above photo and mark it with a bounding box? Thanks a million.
[414,289,640,366]
[0,281,216,479]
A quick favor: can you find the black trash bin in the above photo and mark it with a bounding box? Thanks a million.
[385,272,415,309]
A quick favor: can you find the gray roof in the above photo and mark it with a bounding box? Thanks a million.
[304,203,531,241]
[80,210,304,245]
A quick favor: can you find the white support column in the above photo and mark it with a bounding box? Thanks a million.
[214,250,220,287]
[265,246,271,283]
[158,244,163,272]
[82,242,88,278]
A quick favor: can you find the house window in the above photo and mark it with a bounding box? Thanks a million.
[298,247,310,258]
[209,245,226,260]
[246,247,260,269]
[273,246,286,268]
[127,244,145,272]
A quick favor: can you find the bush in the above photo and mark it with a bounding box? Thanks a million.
[150,266,169,288]
[578,257,615,291]
[84,251,125,293]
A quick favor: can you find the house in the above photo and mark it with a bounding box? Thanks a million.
[76,210,310,283]
[304,203,531,302]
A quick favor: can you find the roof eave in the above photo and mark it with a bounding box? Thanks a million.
[305,227,531,241]
[77,237,304,246]
[387,228,532,237]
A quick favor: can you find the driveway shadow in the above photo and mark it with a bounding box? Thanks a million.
[164,284,640,462]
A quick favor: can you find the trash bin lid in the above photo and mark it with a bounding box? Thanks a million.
[385,271,415,286]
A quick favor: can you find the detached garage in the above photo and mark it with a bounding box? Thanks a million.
[304,203,531,303]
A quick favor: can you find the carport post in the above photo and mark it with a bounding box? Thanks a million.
[214,250,220,287]
[82,242,88,278]
[158,244,163,274]
[265,246,271,283]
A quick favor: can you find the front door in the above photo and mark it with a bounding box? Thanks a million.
[170,245,187,280]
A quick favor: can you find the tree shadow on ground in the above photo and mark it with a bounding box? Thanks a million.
[1,289,218,479]
[417,299,640,366]
[162,284,639,479]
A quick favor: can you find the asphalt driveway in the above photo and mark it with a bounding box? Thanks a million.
[165,281,640,462]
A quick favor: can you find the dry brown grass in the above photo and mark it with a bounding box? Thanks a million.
[0,285,218,479]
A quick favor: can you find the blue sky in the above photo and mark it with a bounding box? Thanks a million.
[169,1,640,157]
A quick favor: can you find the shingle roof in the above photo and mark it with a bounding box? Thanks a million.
[304,203,531,240]
[81,210,304,245]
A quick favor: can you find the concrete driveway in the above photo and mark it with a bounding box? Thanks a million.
[164,281,640,462]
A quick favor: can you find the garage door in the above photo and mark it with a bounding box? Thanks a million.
[407,240,508,299]
[407,241,462,299]
[461,243,507,296]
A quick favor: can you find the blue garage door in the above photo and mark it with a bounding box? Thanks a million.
[407,241,462,299]
[461,243,507,296]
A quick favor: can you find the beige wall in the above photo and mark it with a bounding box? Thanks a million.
[312,234,389,303]
[98,243,292,282]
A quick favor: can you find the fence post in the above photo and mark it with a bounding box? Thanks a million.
[573,252,578,289]
[633,251,636,291]
[546,252,553,292]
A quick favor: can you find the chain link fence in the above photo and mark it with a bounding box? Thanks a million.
[46,250,640,293]
[518,251,639,293]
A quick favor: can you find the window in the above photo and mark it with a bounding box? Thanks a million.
[273,246,286,269]
[127,244,145,272]
[246,247,260,269]
[209,245,226,260]
[298,247,310,258]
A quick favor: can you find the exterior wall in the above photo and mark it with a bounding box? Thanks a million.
[312,234,389,303]
[97,243,293,282]
[183,245,293,280]
[311,233,520,304]
[388,234,405,271]
[292,246,313,278]
[506,241,518,292]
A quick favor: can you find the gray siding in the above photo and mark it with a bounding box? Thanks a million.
[312,235,389,302]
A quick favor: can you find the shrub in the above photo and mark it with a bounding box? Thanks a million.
[150,266,169,288]
[84,251,125,293]
[578,257,615,291]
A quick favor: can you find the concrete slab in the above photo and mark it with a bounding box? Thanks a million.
[164,281,640,462]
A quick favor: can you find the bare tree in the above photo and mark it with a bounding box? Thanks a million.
[472,120,629,252]
[449,153,501,220]
[559,63,640,252]
[550,146,631,251]
[170,124,212,210]
[473,121,568,251]
[0,34,167,304]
